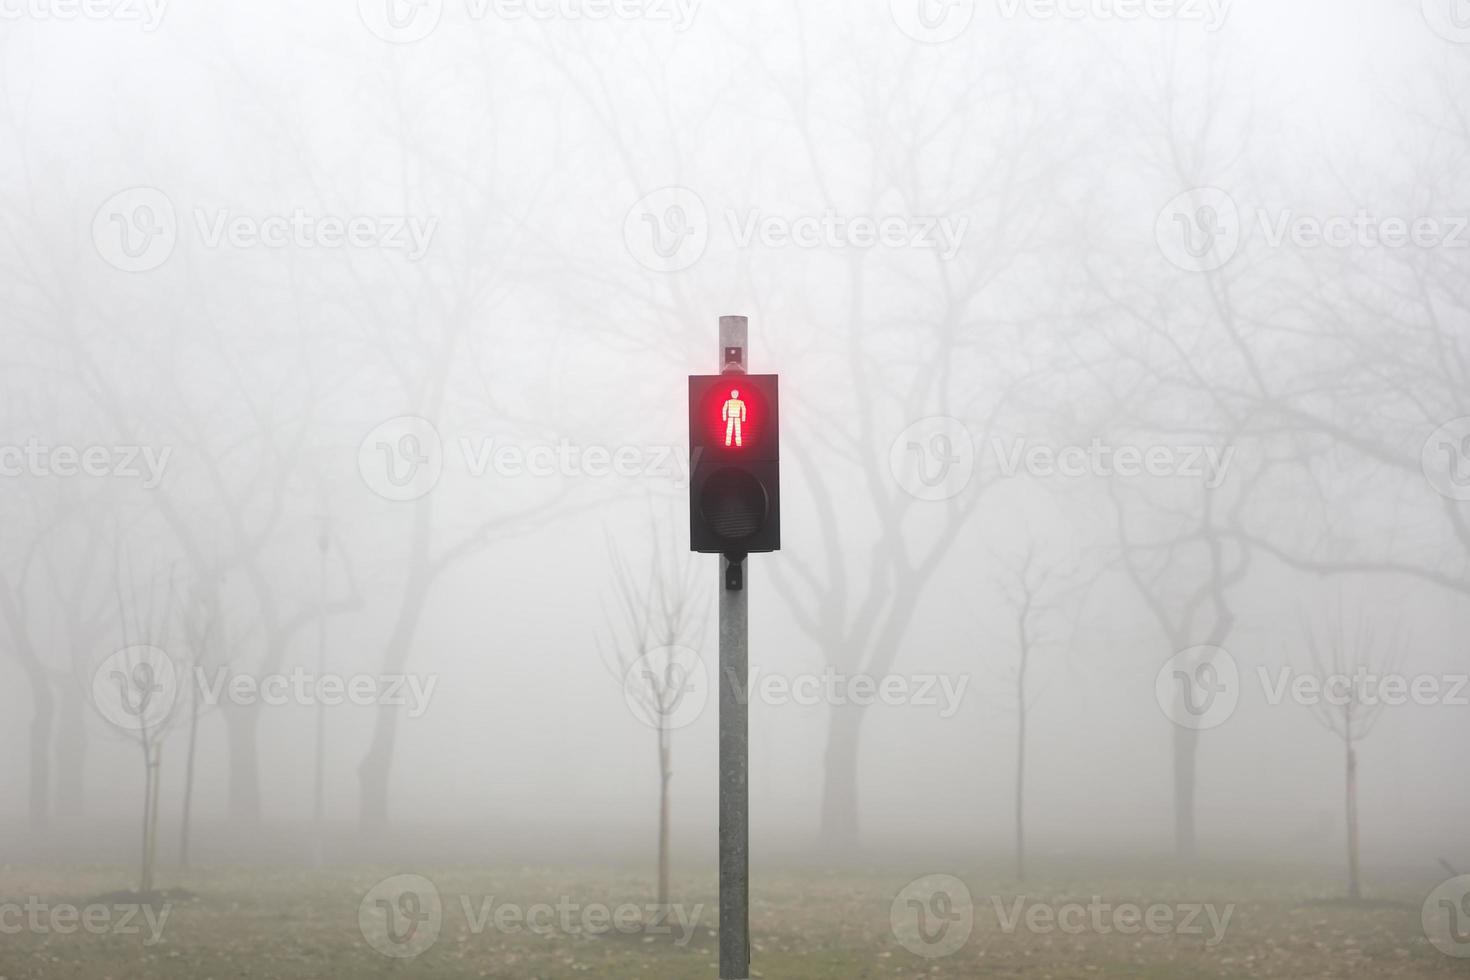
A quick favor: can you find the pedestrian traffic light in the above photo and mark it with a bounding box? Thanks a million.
[689,373,780,555]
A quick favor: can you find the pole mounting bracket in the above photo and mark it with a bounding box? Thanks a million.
[724,552,747,592]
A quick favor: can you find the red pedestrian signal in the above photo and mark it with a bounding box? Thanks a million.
[689,373,780,554]
[722,388,746,447]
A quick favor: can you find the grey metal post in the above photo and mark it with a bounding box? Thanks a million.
[717,314,750,980]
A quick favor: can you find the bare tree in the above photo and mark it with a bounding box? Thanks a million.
[0,451,117,833]
[531,19,1086,849]
[1072,50,1275,861]
[105,551,184,897]
[601,514,710,916]
[0,514,55,834]
[43,486,117,823]
[758,28,1080,850]
[988,537,1075,882]
[176,569,241,869]
[311,511,331,867]
[1301,601,1406,901]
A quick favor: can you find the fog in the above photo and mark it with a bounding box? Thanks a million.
[1,1,1468,975]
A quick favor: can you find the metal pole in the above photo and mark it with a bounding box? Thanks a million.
[717,315,750,980]
[313,517,328,867]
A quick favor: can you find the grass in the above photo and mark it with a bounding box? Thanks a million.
[0,861,1466,978]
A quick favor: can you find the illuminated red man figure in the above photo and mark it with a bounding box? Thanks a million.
[723,388,747,447]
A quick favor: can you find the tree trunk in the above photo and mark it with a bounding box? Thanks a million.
[139,742,157,895]
[819,705,866,850]
[358,705,401,831]
[312,696,326,865]
[55,685,88,818]
[221,703,262,825]
[358,569,431,831]
[27,676,54,834]
[657,729,672,914]
[1172,723,1199,861]
[147,745,163,893]
[1015,696,1027,882]
[179,684,202,867]
[313,555,327,866]
[1,586,51,832]
[1345,741,1360,901]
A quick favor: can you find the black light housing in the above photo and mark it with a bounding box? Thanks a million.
[688,373,780,554]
